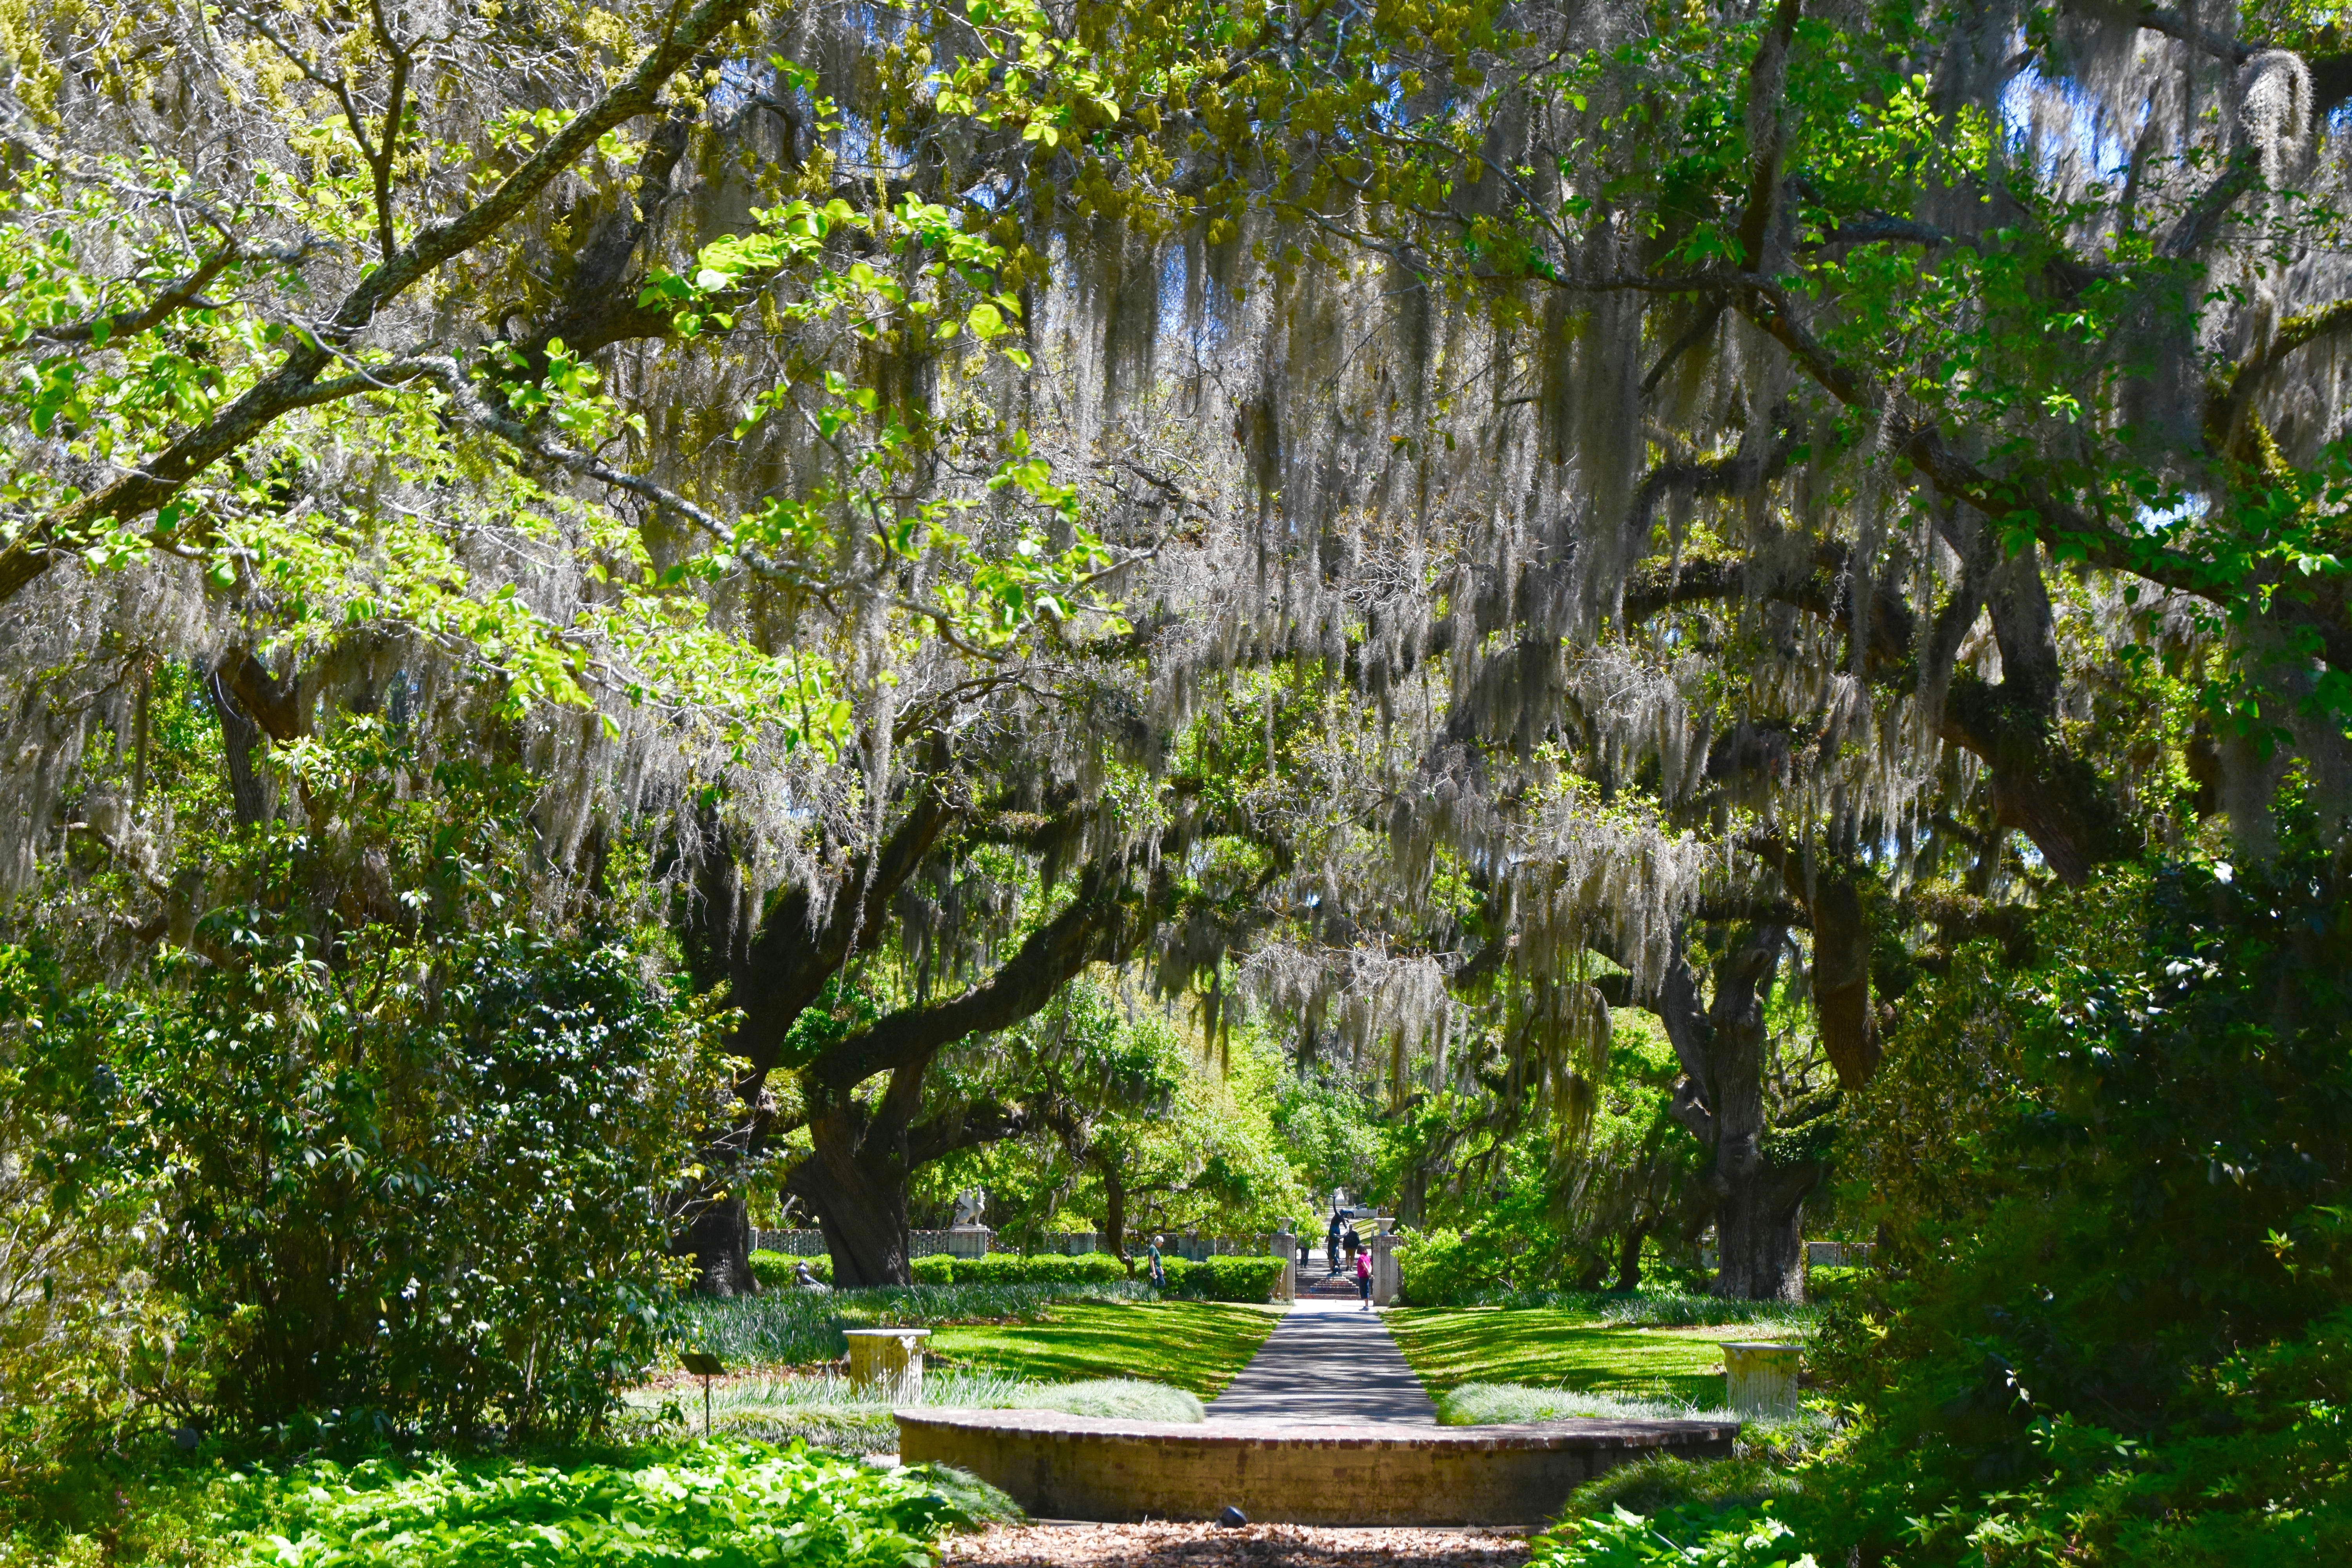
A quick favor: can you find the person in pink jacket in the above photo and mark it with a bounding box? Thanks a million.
[1354,1245,1372,1310]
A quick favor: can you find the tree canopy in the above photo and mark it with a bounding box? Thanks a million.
[4,3,2352,1547]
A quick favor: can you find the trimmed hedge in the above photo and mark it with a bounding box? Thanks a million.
[910,1252,1129,1286]
[750,1250,831,1289]
[1158,1256,1286,1302]
[753,1249,1283,1301]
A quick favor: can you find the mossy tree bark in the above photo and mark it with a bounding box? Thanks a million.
[678,818,1144,1290]
[1621,924,1824,1301]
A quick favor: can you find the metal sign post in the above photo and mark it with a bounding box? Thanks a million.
[681,1350,726,1437]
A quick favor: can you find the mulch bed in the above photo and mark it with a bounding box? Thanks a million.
[939,1522,1535,1567]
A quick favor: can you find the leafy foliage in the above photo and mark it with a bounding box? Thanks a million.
[0,948,165,1469]
[216,1442,989,1568]
[1534,1501,1818,1568]
[1782,844,2352,1563]
[750,1251,834,1289]
[1393,1227,1508,1308]
[911,1253,1129,1286]
[1154,1256,1287,1302]
[9,740,731,1440]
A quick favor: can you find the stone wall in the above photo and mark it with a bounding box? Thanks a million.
[894,1410,1738,1526]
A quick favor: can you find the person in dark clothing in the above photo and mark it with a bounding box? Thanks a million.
[1343,1225,1361,1265]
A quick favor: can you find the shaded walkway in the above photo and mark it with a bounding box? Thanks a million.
[1206,1294,1437,1426]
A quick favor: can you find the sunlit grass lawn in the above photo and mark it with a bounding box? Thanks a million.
[1388,1308,1772,1406]
[929,1299,1282,1397]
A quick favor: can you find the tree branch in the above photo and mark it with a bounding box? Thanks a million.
[0,0,755,606]
[2133,4,2254,65]
[33,246,240,345]
[805,868,1138,1101]
[906,1099,1031,1168]
[2209,297,2352,454]
[715,779,969,1075]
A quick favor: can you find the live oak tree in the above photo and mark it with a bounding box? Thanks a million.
[1087,0,2352,1296]
[18,0,2352,1311]
[0,0,1229,1291]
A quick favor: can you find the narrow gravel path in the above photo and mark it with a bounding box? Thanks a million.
[1205,1294,1437,1425]
[939,1522,1532,1567]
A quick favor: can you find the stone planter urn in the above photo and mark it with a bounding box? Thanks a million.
[845,1327,931,1398]
[1720,1341,1802,1418]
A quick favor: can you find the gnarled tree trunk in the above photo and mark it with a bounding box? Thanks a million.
[1096,1156,1130,1265]
[789,1076,924,1287]
[1613,1218,1650,1292]
[794,1119,914,1287]
[1709,1140,1815,1302]
[674,1195,754,1297]
[1698,925,1817,1301]
[786,1062,1035,1287]
[1640,922,1818,1302]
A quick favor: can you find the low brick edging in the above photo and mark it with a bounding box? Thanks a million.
[893,1409,1739,1526]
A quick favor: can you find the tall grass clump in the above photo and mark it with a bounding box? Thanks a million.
[670,1281,1152,1368]
[1442,1288,1821,1334]
[622,1370,1201,1453]
[1436,1382,1742,1426]
[1437,1382,1834,1465]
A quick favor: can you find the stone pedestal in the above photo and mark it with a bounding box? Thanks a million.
[1270,1224,1297,1303]
[945,1223,991,1259]
[1720,1342,1801,1418]
[845,1327,931,1398]
[1371,1228,1401,1306]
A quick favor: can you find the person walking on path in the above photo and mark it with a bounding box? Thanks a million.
[1343,1223,1362,1266]
[1147,1235,1166,1290]
[1354,1245,1373,1309]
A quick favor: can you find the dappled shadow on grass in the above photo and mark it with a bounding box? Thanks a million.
[1386,1308,1759,1406]
[931,1302,1281,1399]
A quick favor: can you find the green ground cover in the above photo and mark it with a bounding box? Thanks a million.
[1388,1306,1805,1407]
[0,1441,1012,1568]
[927,1300,1281,1397]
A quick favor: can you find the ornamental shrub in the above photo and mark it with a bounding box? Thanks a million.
[4,733,737,1444]
[910,1252,1128,1286]
[0,946,169,1472]
[1777,849,2352,1562]
[1157,1256,1285,1301]
[20,919,730,1442]
[748,1251,831,1289]
[1393,1227,1506,1306]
